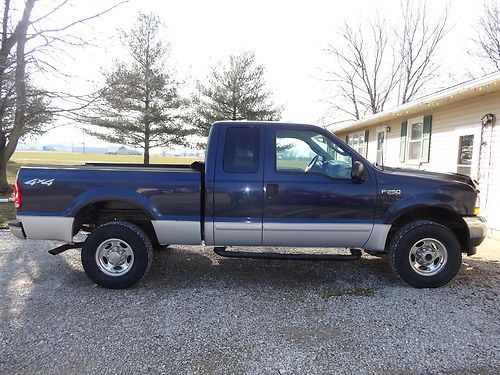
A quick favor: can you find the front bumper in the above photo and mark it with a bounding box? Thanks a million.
[8,219,26,240]
[463,216,487,249]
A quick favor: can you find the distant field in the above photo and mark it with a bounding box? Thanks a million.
[11,151,201,165]
[0,151,202,227]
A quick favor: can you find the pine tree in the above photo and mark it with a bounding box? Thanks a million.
[85,13,188,164]
[192,52,282,138]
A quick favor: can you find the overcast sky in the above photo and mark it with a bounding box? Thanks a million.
[32,0,487,150]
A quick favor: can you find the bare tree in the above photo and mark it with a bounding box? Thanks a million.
[469,0,500,73]
[323,19,400,120]
[397,0,449,104]
[0,0,36,192]
[322,0,449,123]
[0,0,128,193]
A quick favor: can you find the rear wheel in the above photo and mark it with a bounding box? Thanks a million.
[389,220,462,288]
[81,221,153,289]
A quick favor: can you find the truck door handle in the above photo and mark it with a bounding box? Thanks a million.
[266,184,279,199]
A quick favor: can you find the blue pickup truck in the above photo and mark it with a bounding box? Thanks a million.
[9,121,487,289]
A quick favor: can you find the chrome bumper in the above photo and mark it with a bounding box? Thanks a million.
[8,220,26,240]
[463,216,487,247]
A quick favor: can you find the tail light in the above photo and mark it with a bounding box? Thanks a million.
[13,180,21,209]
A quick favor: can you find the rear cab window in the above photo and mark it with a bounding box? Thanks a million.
[223,127,260,173]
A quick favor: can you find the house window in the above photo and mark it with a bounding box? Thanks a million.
[348,131,367,156]
[406,117,424,162]
[399,115,432,164]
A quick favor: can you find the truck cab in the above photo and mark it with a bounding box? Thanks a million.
[205,122,378,249]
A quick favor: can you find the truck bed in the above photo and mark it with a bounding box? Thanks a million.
[16,164,203,244]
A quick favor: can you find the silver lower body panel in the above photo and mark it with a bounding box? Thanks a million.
[263,222,373,248]
[17,215,74,242]
[152,220,201,245]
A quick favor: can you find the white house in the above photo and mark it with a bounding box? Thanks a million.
[331,72,500,235]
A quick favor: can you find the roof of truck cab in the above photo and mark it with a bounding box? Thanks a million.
[213,120,324,128]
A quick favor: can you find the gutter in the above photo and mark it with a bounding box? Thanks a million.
[330,72,500,133]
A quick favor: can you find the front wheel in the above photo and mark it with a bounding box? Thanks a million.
[389,220,462,288]
[81,221,153,289]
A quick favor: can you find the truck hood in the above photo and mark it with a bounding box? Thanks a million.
[380,166,479,191]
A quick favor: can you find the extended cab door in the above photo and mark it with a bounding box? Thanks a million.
[212,125,264,246]
[262,126,377,247]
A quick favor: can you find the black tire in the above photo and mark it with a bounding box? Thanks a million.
[155,244,170,251]
[389,220,462,288]
[81,221,153,289]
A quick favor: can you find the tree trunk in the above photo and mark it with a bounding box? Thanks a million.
[0,156,10,193]
[0,0,35,193]
[143,145,150,165]
[144,119,150,165]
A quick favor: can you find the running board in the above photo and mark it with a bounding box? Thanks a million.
[48,242,84,255]
[213,247,361,261]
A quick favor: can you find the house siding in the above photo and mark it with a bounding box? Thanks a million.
[336,91,500,232]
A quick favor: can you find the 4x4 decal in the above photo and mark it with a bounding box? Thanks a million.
[25,178,55,186]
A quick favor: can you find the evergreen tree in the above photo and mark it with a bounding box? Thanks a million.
[192,52,282,138]
[85,13,187,164]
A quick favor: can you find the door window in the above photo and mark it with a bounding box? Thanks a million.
[457,134,474,176]
[376,128,386,165]
[223,127,260,173]
[275,129,352,179]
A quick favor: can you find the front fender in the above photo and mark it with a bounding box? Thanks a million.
[383,192,460,224]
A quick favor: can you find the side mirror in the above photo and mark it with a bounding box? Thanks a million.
[351,161,365,182]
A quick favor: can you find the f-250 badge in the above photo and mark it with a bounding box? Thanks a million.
[381,189,401,195]
[25,178,55,186]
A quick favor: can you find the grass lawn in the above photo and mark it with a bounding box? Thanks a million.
[0,151,201,228]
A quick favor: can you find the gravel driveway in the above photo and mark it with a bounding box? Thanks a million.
[0,230,499,374]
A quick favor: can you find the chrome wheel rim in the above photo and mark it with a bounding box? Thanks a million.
[95,238,134,276]
[409,238,447,276]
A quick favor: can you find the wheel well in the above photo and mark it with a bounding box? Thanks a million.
[72,200,160,247]
[385,207,469,252]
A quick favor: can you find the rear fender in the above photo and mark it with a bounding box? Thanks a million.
[66,187,159,219]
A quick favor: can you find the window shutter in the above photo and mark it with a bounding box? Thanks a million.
[399,121,408,163]
[364,130,369,157]
[421,115,432,163]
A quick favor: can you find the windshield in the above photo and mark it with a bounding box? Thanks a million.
[310,134,352,164]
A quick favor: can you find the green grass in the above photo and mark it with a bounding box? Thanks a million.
[276,160,309,170]
[0,151,202,228]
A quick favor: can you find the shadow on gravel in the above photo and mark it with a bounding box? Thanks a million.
[138,246,500,297]
[0,240,84,324]
[142,246,397,292]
